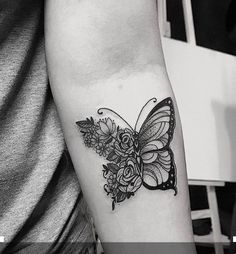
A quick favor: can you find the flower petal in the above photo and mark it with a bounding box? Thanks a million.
[106,118,113,130]
[112,122,116,133]
[127,176,142,193]
[99,121,109,134]
[118,185,127,193]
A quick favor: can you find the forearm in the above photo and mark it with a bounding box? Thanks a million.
[48,69,191,236]
[45,0,196,252]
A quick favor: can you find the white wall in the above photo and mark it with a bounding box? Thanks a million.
[162,38,236,182]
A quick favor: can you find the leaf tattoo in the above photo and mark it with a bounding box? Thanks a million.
[76,97,177,210]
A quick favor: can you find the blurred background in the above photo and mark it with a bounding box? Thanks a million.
[167,0,236,55]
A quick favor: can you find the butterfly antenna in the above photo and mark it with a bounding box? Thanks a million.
[134,98,157,131]
[97,107,133,130]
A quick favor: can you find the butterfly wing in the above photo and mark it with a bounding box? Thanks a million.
[141,149,176,192]
[138,97,177,193]
[138,97,175,150]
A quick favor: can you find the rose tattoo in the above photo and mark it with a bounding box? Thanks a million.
[76,98,177,210]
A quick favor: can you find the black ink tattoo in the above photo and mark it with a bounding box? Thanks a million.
[76,97,177,210]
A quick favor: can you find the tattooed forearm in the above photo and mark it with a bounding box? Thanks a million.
[76,97,177,210]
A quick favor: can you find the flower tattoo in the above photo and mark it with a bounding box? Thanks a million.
[76,98,177,210]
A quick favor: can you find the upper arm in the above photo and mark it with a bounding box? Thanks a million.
[45,0,165,86]
[45,0,196,251]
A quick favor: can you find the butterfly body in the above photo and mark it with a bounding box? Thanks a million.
[76,97,177,210]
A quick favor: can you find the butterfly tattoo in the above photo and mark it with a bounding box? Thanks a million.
[76,97,177,210]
